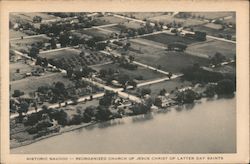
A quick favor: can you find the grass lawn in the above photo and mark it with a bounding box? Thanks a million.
[186,39,236,59]
[142,33,199,45]
[128,41,210,73]
[10,61,33,81]
[127,77,191,98]
[91,62,165,82]
[10,35,50,53]
[10,30,28,39]
[39,48,80,60]
[10,73,73,95]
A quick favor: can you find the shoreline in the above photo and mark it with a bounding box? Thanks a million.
[10,122,96,149]
[10,95,234,150]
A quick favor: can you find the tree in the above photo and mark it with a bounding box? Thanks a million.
[216,79,235,95]
[159,89,166,96]
[50,38,57,49]
[83,106,96,122]
[28,45,39,58]
[33,16,42,23]
[12,90,24,97]
[167,72,173,79]
[96,105,112,121]
[99,91,116,106]
[99,69,107,78]
[210,52,227,66]
[175,89,197,104]
[128,55,134,62]
[17,101,29,119]
[117,74,130,85]
[140,88,151,97]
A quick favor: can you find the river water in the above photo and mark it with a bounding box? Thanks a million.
[11,97,236,154]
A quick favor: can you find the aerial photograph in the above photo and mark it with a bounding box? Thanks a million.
[9,12,236,154]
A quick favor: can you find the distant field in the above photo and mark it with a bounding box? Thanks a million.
[142,33,199,45]
[10,73,73,95]
[97,15,126,24]
[121,21,144,29]
[91,63,165,82]
[10,12,59,22]
[128,42,209,73]
[10,30,28,39]
[149,15,205,27]
[189,12,235,20]
[39,48,80,60]
[127,77,192,98]
[186,39,236,59]
[10,35,50,53]
[116,12,167,20]
[101,25,121,33]
[203,23,223,30]
[192,24,236,37]
[73,28,112,40]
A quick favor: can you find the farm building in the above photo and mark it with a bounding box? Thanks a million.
[167,42,187,51]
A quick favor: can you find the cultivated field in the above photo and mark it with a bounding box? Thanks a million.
[10,12,59,22]
[43,50,111,70]
[142,33,199,45]
[186,39,236,59]
[128,41,209,73]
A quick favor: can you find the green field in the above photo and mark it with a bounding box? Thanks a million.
[117,12,166,20]
[186,39,236,59]
[128,41,209,73]
[96,15,127,24]
[189,12,235,20]
[149,15,205,27]
[128,77,191,98]
[10,61,33,81]
[10,30,28,39]
[191,24,236,38]
[142,33,199,45]
[73,28,112,40]
[39,48,80,60]
[91,63,165,82]
[10,73,73,95]
[10,35,50,53]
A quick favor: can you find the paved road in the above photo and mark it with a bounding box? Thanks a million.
[10,73,58,85]
[137,75,183,87]
[10,34,49,41]
[82,77,142,103]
